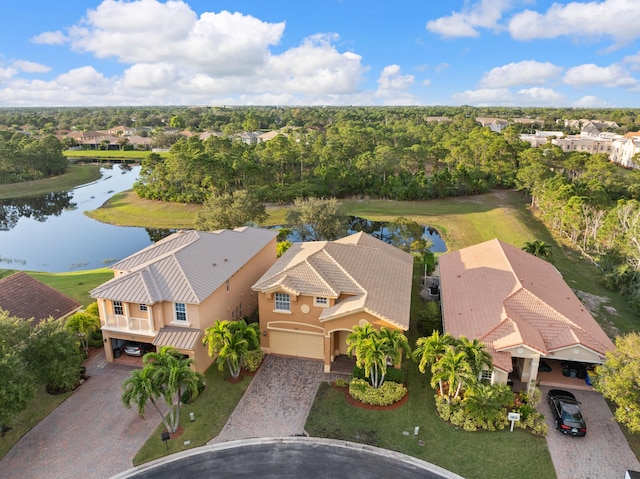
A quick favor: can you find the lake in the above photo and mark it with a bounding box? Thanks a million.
[0,164,446,273]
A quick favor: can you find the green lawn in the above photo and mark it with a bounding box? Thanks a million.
[132,365,250,466]
[0,164,102,200]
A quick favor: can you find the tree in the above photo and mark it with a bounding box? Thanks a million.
[522,239,553,261]
[137,346,203,433]
[24,318,84,393]
[463,382,514,424]
[347,325,410,388]
[65,310,101,355]
[431,348,473,403]
[285,197,348,241]
[122,366,173,435]
[195,189,267,230]
[388,217,424,252]
[594,333,640,433]
[0,311,34,433]
[202,319,260,379]
[456,336,493,378]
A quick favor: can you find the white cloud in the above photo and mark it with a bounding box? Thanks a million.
[31,30,67,45]
[508,0,640,46]
[434,63,450,74]
[426,0,512,38]
[563,63,638,88]
[516,87,564,103]
[374,65,417,104]
[12,61,51,74]
[480,60,563,88]
[452,88,514,105]
[572,95,612,108]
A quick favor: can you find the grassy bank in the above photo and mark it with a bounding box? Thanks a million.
[0,164,102,200]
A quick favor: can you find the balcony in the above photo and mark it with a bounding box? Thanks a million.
[102,314,155,336]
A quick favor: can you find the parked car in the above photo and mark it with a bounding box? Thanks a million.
[547,389,587,436]
[123,342,151,357]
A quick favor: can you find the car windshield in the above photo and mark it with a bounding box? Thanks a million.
[561,403,584,425]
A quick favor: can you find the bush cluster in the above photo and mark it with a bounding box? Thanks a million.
[348,378,407,406]
[241,349,264,372]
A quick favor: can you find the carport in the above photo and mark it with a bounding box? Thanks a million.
[536,359,596,391]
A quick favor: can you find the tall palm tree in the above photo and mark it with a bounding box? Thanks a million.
[431,348,473,403]
[378,327,412,368]
[456,336,494,379]
[356,334,389,388]
[413,331,456,395]
[122,367,172,434]
[64,311,101,354]
[522,240,552,261]
[141,346,203,433]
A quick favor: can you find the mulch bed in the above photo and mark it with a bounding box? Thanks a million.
[332,383,409,411]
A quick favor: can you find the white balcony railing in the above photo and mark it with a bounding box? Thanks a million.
[103,314,153,334]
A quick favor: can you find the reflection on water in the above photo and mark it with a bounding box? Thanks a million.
[0,191,75,231]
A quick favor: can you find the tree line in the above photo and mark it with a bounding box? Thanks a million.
[0,132,66,184]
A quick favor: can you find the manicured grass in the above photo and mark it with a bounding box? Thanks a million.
[84,190,200,229]
[64,150,169,160]
[0,164,102,200]
[132,365,250,466]
[0,386,71,460]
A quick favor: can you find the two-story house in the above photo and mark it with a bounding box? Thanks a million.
[90,227,277,372]
[251,232,413,373]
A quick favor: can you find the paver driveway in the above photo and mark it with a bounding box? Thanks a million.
[0,351,163,479]
[539,386,640,479]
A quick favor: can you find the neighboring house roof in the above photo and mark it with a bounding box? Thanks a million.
[252,232,413,330]
[90,227,277,305]
[439,239,615,372]
[0,272,82,326]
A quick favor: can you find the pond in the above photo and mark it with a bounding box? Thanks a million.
[0,165,445,273]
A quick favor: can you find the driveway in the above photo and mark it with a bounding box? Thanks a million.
[0,350,163,479]
[539,386,640,479]
[209,355,338,443]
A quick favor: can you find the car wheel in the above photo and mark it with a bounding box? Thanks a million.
[554,419,559,430]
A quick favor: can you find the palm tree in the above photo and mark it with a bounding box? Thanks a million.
[463,383,514,424]
[356,334,389,388]
[202,319,259,379]
[431,348,473,403]
[378,327,412,367]
[346,323,377,359]
[413,331,456,394]
[122,367,172,434]
[456,336,494,379]
[140,346,203,433]
[64,311,101,355]
[522,240,552,261]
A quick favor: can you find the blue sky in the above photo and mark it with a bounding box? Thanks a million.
[1,0,639,107]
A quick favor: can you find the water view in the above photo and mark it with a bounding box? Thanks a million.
[0,164,446,273]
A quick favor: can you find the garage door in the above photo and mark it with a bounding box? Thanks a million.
[269,329,324,359]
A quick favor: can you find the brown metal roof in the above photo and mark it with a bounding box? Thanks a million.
[153,326,202,351]
[439,238,615,371]
[0,272,82,326]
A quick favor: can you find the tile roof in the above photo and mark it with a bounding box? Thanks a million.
[90,227,277,304]
[252,232,413,329]
[439,238,615,371]
[0,272,82,326]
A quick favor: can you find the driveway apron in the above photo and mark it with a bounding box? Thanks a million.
[210,355,336,444]
[539,386,640,479]
[0,350,163,479]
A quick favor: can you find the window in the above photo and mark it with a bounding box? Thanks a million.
[113,301,123,315]
[139,304,147,311]
[175,303,187,322]
[274,293,290,311]
[480,369,492,384]
[314,297,328,307]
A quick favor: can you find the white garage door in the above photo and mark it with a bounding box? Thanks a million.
[269,329,324,359]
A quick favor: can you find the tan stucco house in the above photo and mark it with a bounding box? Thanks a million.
[90,227,277,373]
[439,238,615,394]
[252,232,413,372]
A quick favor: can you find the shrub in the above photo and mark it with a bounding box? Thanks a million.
[241,350,264,372]
[352,364,404,384]
[348,378,407,406]
[334,377,349,388]
[181,376,206,404]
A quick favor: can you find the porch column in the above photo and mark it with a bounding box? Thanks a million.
[323,334,331,373]
[527,356,541,395]
[148,305,155,333]
[124,302,132,329]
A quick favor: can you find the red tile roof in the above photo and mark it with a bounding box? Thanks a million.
[0,272,82,326]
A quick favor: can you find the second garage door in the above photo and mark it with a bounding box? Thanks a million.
[269,329,324,359]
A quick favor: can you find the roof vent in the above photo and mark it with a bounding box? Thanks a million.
[212,263,216,267]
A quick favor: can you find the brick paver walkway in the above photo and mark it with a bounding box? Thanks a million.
[0,351,163,479]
